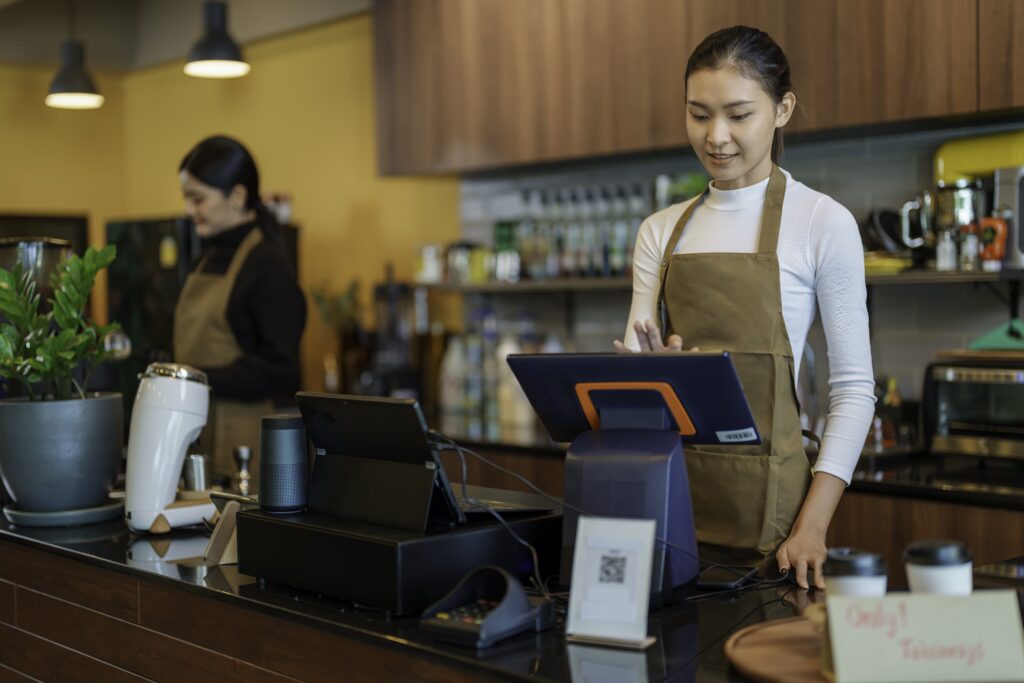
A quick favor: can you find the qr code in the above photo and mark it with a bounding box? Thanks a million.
[599,555,627,584]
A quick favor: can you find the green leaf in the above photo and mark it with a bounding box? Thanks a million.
[0,244,116,400]
[0,334,12,361]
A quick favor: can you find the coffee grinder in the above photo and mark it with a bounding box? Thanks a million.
[125,362,214,533]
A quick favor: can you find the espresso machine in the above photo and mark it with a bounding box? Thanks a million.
[125,363,214,533]
[900,179,988,268]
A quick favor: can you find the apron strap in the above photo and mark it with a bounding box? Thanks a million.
[656,192,706,333]
[801,428,822,450]
[655,164,788,331]
[756,164,787,254]
[226,228,264,281]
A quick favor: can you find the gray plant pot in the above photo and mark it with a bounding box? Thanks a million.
[0,393,123,512]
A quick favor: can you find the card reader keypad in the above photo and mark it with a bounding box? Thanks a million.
[432,599,498,625]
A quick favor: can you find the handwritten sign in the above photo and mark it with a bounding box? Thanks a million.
[828,592,1024,682]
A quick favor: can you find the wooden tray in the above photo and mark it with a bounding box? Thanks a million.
[724,616,829,683]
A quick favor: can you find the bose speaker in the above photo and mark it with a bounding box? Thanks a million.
[259,414,308,513]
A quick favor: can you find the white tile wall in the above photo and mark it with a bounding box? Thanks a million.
[459,120,1024,399]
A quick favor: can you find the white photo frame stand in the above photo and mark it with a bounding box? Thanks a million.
[565,516,657,650]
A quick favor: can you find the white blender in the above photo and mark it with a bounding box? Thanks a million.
[125,362,214,533]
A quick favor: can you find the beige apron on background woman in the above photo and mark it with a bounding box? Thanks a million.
[656,165,812,572]
[174,228,273,491]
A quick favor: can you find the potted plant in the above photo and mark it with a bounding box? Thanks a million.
[312,279,368,393]
[0,245,123,514]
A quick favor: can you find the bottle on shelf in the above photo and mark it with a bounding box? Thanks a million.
[609,187,631,277]
[438,335,467,438]
[496,331,536,444]
[959,222,980,272]
[880,376,902,449]
[480,309,500,442]
[526,190,547,280]
[936,229,957,272]
[561,189,580,277]
[493,219,521,283]
[593,188,613,278]
[626,183,650,277]
[463,330,484,440]
[540,332,565,355]
[544,189,562,279]
[514,190,537,281]
[581,188,598,276]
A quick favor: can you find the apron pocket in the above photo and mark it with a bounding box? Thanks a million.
[684,446,782,557]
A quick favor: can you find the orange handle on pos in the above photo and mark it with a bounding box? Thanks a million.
[574,381,696,436]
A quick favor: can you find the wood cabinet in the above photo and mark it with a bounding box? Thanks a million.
[375,0,1012,175]
[833,0,978,127]
[827,490,1024,588]
[978,0,1024,111]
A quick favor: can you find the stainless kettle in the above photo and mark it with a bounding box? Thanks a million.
[0,237,72,304]
[900,179,986,250]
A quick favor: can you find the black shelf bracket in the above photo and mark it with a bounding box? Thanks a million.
[979,278,1020,325]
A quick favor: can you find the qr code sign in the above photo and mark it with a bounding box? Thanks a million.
[599,555,627,584]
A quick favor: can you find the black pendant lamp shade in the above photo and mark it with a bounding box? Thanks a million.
[46,40,103,110]
[184,1,250,78]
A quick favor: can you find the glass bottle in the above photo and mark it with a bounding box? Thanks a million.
[936,229,957,272]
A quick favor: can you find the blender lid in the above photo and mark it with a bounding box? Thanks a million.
[142,362,208,385]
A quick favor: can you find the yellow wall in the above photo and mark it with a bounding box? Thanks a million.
[0,63,126,315]
[0,14,460,392]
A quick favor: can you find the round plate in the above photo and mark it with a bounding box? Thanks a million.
[3,499,124,528]
[724,616,829,683]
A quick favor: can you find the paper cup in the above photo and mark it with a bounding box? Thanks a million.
[903,540,972,595]
[824,547,887,597]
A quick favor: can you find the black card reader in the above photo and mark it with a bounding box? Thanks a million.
[420,566,554,649]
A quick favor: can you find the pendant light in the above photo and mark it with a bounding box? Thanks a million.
[184,1,250,79]
[45,1,103,110]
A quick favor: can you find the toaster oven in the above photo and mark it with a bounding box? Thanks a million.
[925,361,1024,460]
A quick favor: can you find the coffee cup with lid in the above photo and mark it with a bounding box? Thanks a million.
[903,540,972,595]
[824,547,887,597]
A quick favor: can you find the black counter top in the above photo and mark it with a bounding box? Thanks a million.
[850,453,1024,510]
[0,518,806,683]
[460,434,1024,511]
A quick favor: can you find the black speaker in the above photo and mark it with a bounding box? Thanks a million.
[259,414,308,513]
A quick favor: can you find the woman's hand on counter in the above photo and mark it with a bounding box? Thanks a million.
[776,524,828,591]
[613,319,696,353]
[777,471,847,590]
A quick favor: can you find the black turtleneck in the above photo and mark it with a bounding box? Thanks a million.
[187,221,306,403]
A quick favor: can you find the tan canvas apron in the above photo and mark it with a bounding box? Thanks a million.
[174,228,273,490]
[656,165,812,571]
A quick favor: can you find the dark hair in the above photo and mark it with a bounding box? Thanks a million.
[685,26,792,164]
[179,135,282,241]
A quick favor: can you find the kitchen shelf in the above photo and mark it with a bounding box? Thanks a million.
[865,269,1024,285]
[430,277,632,294]
[431,269,1024,293]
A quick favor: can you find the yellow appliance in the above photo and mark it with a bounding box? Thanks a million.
[934,130,1024,184]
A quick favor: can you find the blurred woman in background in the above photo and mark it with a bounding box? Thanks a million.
[175,134,305,490]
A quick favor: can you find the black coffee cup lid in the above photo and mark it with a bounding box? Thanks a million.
[824,547,886,577]
[903,540,972,566]
[261,414,304,430]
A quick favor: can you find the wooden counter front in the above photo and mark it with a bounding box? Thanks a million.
[0,533,499,683]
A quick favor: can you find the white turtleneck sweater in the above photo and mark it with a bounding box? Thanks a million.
[623,169,875,484]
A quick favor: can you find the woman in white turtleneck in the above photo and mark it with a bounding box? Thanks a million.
[615,26,875,590]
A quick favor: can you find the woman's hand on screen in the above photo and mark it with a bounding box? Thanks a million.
[613,319,691,353]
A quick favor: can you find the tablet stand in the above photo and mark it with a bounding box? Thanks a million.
[561,385,700,608]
